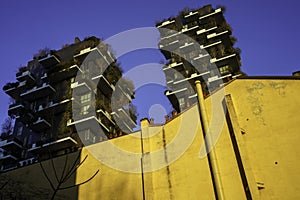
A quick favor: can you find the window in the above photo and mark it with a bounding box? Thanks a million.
[81,93,91,104]
[219,65,230,75]
[84,129,90,141]
[179,98,185,106]
[81,105,90,115]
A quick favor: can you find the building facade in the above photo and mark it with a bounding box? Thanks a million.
[0,36,136,171]
[156,5,243,112]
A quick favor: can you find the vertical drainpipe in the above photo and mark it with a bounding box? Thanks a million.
[195,80,224,200]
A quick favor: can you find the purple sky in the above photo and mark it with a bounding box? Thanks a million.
[0,0,299,127]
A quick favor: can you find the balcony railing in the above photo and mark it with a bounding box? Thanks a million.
[157,19,176,28]
[200,40,222,49]
[48,65,81,83]
[173,72,210,85]
[74,47,114,65]
[0,138,23,151]
[159,40,179,51]
[163,61,184,71]
[3,81,27,99]
[30,117,51,132]
[39,54,61,68]
[37,99,72,115]
[196,26,218,35]
[28,137,78,154]
[71,81,92,94]
[207,30,229,39]
[67,115,110,133]
[111,107,136,129]
[21,83,56,101]
[16,111,35,124]
[199,8,222,20]
[210,53,236,63]
[8,102,26,116]
[16,71,35,83]
[97,109,115,125]
[91,75,115,96]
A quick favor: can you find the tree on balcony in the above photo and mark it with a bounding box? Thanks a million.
[0,116,14,140]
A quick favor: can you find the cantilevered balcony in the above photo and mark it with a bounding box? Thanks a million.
[74,47,114,65]
[200,40,222,49]
[47,65,82,83]
[179,42,195,53]
[71,81,92,94]
[21,83,56,101]
[199,8,222,20]
[92,75,115,96]
[196,26,218,35]
[207,30,229,39]
[163,61,184,71]
[16,70,35,83]
[0,152,18,163]
[159,40,179,52]
[8,102,26,116]
[28,137,78,154]
[38,54,61,68]
[210,53,236,63]
[173,72,210,85]
[30,117,51,132]
[181,25,199,34]
[0,138,23,152]
[3,81,27,99]
[111,107,136,131]
[37,99,72,115]
[16,112,35,124]
[97,109,115,125]
[67,115,110,133]
[165,88,188,96]
[157,19,176,28]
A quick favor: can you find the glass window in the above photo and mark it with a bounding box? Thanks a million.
[81,105,90,115]
[81,93,91,104]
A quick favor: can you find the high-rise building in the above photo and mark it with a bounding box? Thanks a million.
[0,36,137,171]
[156,5,243,112]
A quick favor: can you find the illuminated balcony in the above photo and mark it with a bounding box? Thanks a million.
[21,83,56,101]
[173,72,210,85]
[200,41,221,49]
[16,70,35,83]
[181,25,199,34]
[92,75,115,96]
[210,53,236,63]
[48,65,82,83]
[111,107,136,131]
[199,8,222,20]
[28,137,78,154]
[179,42,195,53]
[74,47,114,65]
[208,74,232,84]
[207,30,229,39]
[30,117,51,132]
[71,81,91,94]
[157,19,176,28]
[38,54,61,68]
[193,53,210,61]
[165,88,188,96]
[97,109,115,125]
[0,138,23,152]
[67,115,110,133]
[163,62,184,71]
[37,99,72,115]
[196,26,217,35]
[159,40,179,51]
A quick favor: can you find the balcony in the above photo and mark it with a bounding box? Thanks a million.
[3,81,27,99]
[173,72,210,85]
[159,40,179,51]
[193,53,210,61]
[71,81,91,95]
[179,42,195,53]
[196,26,218,35]
[0,138,23,151]
[210,53,236,63]
[28,137,78,154]
[111,107,136,129]
[0,153,18,163]
[16,71,35,83]
[165,87,188,96]
[39,54,61,69]
[48,65,82,83]
[21,83,56,101]
[97,109,115,125]
[207,30,229,39]
[181,25,199,34]
[37,99,72,115]
[163,62,184,71]
[30,117,51,132]
[8,102,26,116]
[208,74,232,84]
[92,75,115,96]
[16,112,35,124]
[199,8,222,20]
[157,19,176,28]
[184,11,198,19]
[67,115,110,133]
[200,41,222,49]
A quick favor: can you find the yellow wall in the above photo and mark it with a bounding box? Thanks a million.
[1,79,300,200]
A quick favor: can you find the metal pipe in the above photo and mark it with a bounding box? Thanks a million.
[195,80,224,200]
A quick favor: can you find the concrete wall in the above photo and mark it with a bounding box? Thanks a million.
[1,79,299,199]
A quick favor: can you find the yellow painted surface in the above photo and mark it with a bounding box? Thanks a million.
[1,79,300,200]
